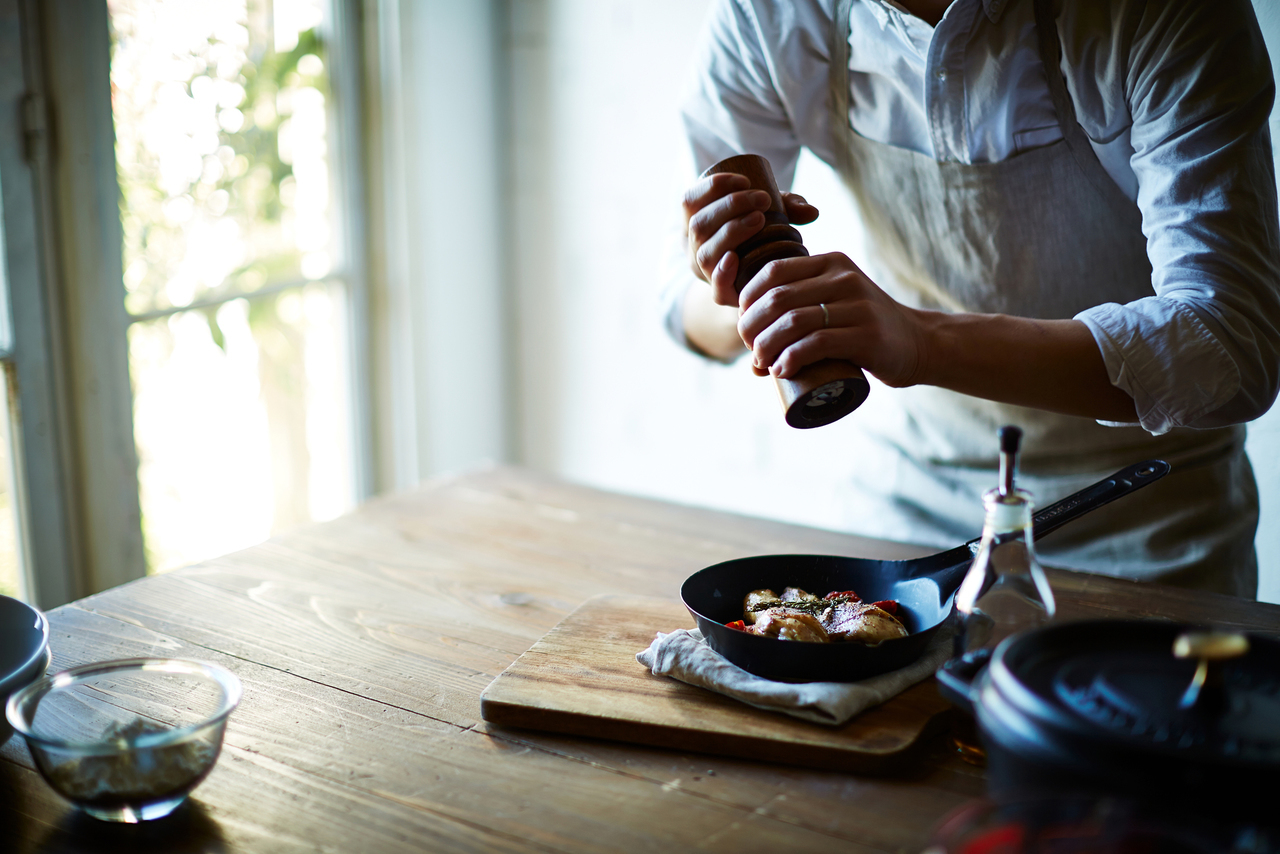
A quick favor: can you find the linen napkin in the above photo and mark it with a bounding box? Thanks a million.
[636,616,955,726]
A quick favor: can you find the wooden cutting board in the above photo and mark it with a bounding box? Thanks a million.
[480,594,955,773]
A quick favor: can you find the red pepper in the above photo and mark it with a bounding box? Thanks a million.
[725,620,748,632]
[871,600,899,615]
[824,590,861,601]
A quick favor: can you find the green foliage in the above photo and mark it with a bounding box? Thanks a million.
[113,6,328,334]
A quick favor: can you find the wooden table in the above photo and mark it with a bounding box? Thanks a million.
[3,466,1278,853]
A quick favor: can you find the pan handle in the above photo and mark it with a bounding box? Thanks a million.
[1029,459,1170,542]
[958,459,1171,552]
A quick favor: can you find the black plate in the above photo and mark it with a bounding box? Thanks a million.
[1,595,50,745]
[681,460,1170,683]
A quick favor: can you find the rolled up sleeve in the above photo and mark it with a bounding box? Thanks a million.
[1079,0,1280,433]
[659,0,811,357]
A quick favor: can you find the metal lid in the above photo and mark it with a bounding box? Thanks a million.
[984,620,1280,768]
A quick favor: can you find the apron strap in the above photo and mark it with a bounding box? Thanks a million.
[1032,0,1137,218]
[829,0,857,181]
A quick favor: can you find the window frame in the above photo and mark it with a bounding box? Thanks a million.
[0,0,380,608]
[0,0,114,609]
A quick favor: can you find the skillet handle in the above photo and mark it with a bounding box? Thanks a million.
[1028,459,1170,542]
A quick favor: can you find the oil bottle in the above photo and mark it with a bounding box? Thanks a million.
[955,425,1056,658]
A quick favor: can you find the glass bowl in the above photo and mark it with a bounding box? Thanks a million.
[5,658,241,822]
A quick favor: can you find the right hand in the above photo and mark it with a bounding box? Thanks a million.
[681,173,819,309]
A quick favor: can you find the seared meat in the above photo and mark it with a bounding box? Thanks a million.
[743,589,783,624]
[824,600,909,644]
[739,587,907,645]
[749,611,830,643]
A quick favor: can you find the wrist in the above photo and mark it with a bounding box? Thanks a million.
[682,281,747,362]
[899,307,951,389]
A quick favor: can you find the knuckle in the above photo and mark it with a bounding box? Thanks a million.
[681,183,707,211]
[757,261,783,286]
[695,245,716,274]
[760,284,791,311]
[696,245,716,272]
[687,216,712,244]
[723,193,753,221]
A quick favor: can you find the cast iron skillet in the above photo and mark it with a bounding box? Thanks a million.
[681,460,1170,683]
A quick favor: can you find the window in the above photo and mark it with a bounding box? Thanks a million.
[110,0,359,572]
[0,0,373,606]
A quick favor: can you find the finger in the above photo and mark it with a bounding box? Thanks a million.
[747,302,830,369]
[687,187,771,246]
[689,190,772,279]
[737,272,831,350]
[782,192,820,225]
[682,174,760,261]
[737,253,836,311]
[681,172,749,222]
[769,329,851,379]
[709,251,740,306]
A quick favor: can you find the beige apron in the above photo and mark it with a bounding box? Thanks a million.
[825,0,1258,595]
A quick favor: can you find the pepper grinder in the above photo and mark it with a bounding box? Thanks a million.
[700,154,870,428]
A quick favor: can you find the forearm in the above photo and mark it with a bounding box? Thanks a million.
[914,311,1139,422]
[682,282,747,362]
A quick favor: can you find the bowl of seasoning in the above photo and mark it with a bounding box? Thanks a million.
[5,658,241,822]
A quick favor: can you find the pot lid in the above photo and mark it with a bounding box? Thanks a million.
[989,620,1280,766]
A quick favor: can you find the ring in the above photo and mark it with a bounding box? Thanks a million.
[819,303,830,329]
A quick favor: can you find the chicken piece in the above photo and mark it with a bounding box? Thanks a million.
[781,587,820,603]
[824,600,908,645]
[743,589,782,624]
[749,611,830,643]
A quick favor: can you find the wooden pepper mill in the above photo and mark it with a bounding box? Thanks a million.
[701,154,871,428]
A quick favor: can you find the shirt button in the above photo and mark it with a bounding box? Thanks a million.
[936,68,947,81]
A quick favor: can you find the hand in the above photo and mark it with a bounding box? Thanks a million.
[736,252,927,388]
[682,174,818,308]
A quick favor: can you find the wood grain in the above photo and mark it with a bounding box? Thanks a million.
[481,594,954,773]
[3,465,1277,854]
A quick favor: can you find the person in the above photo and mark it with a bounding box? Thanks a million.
[660,0,1280,596]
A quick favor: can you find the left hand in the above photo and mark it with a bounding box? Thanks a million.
[736,252,928,388]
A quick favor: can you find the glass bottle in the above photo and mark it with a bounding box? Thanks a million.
[954,426,1056,659]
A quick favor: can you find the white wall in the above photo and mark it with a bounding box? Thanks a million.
[377,0,512,486]
[507,0,873,525]
[504,0,1280,601]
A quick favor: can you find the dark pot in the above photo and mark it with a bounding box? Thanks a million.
[937,619,1280,827]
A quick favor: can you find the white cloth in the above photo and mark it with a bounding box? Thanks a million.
[661,0,1280,434]
[636,622,955,726]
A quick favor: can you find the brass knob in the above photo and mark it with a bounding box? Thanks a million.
[1173,630,1249,712]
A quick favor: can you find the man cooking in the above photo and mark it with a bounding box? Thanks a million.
[661,0,1280,596]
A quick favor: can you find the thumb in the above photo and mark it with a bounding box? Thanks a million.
[782,192,819,225]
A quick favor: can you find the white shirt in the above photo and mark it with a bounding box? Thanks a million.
[663,0,1280,434]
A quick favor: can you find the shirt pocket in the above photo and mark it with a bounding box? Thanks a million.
[1013,124,1064,155]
